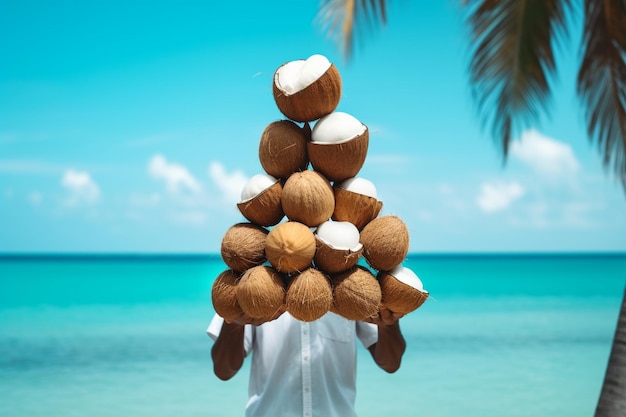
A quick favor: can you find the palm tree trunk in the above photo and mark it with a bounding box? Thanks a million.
[595,285,626,417]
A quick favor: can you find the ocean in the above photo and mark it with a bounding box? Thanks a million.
[0,254,624,417]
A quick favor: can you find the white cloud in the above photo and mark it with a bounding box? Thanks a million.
[61,169,100,206]
[476,181,524,213]
[208,161,248,204]
[511,130,579,176]
[148,154,202,194]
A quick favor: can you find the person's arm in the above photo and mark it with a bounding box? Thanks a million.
[211,321,247,381]
[211,308,285,380]
[367,307,406,373]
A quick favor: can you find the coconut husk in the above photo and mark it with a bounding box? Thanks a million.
[307,129,369,182]
[281,170,334,227]
[237,181,284,227]
[286,267,333,322]
[265,221,316,273]
[332,187,383,230]
[259,120,309,179]
[331,266,381,321]
[211,269,244,322]
[236,265,286,320]
[313,237,362,275]
[273,64,342,122]
[220,223,268,272]
[360,216,409,271]
[378,270,429,315]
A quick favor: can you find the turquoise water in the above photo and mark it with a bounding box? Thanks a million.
[0,254,624,417]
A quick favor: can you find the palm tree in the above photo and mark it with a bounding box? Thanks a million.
[317,1,626,415]
[596,285,626,416]
[318,0,626,189]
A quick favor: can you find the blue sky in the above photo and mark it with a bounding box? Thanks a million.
[1,1,624,253]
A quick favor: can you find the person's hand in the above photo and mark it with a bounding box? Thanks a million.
[367,305,404,326]
[225,305,286,327]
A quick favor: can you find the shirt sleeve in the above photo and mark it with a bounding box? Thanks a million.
[206,314,224,341]
[356,321,378,348]
[206,314,254,355]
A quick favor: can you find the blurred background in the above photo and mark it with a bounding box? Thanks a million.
[1,1,624,417]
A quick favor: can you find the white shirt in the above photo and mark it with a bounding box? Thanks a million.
[207,312,378,417]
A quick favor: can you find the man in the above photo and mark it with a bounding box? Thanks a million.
[207,307,406,417]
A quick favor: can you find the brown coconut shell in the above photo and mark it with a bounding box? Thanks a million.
[211,269,244,323]
[281,170,334,227]
[332,186,383,230]
[313,237,362,275]
[286,267,333,322]
[331,266,382,321]
[360,216,409,271]
[378,270,429,315]
[259,120,309,179]
[273,63,342,122]
[236,265,286,319]
[220,223,268,272]
[307,128,369,182]
[237,181,284,227]
[265,221,316,273]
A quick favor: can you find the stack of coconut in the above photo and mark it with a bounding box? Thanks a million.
[212,54,429,324]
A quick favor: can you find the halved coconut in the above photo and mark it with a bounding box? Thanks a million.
[308,112,369,182]
[220,222,268,272]
[281,170,334,227]
[211,269,244,323]
[273,54,342,122]
[331,265,381,321]
[236,265,286,320]
[259,120,309,179]
[314,220,363,274]
[286,267,333,322]
[378,266,429,315]
[360,215,409,271]
[265,221,316,273]
[237,174,284,227]
[333,177,383,230]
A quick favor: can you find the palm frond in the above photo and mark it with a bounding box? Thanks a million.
[465,0,571,157]
[577,0,626,189]
[317,0,387,60]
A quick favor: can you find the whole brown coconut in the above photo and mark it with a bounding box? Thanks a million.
[307,129,369,182]
[286,267,333,322]
[220,223,268,272]
[378,270,429,315]
[281,170,334,227]
[237,181,284,227]
[273,63,341,122]
[211,269,244,323]
[331,266,382,321]
[236,265,286,319]
[332,186,383,230]
[360,216,409,271]
[259,120,309,179]
[265,221,316,273]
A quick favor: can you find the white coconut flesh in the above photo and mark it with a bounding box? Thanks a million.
[336,177,377,199]
[275,54,331,96]
[316,220,363,251]
[240,174,279,202]
[311,112,366,144]
[388,266,426,292]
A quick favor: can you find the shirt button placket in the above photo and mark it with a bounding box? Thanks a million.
[301,322,312,417]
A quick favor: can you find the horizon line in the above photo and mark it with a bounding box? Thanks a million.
[0,251,625,260]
